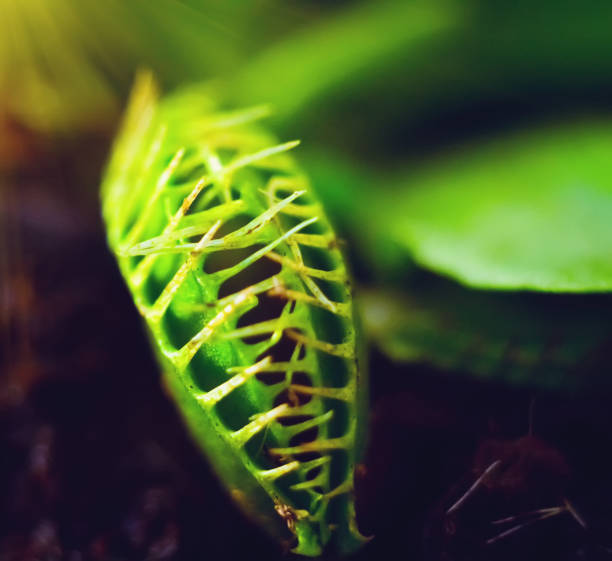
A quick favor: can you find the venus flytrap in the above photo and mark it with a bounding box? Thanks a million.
[101,73,368,556]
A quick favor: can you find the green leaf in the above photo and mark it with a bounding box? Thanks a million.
[100,74,368,556]
[231,0,462,126]
[229,1,612,155]
[360,278,612,390]
[382,120,612,292]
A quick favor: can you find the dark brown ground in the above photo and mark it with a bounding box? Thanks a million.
[1,127,612,561]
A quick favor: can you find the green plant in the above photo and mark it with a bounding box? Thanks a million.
[100,73,368,556]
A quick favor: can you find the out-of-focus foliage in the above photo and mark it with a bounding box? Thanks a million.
[230,0,461,128]
[378,121,612,292]
[6,0,612,145]
[360,284,612,391]
[0,0,242,133]
[230,0,612,152]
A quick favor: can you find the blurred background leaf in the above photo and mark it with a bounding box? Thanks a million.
[371,120,612,292]
[3,0,612,155]
[359,280,612,391]
[229,0,612,155]
[229,0,462,130]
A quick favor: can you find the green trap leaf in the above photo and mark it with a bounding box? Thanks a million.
[100,73,368,557]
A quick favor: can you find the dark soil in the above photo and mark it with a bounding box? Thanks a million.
[2,130,612,561]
